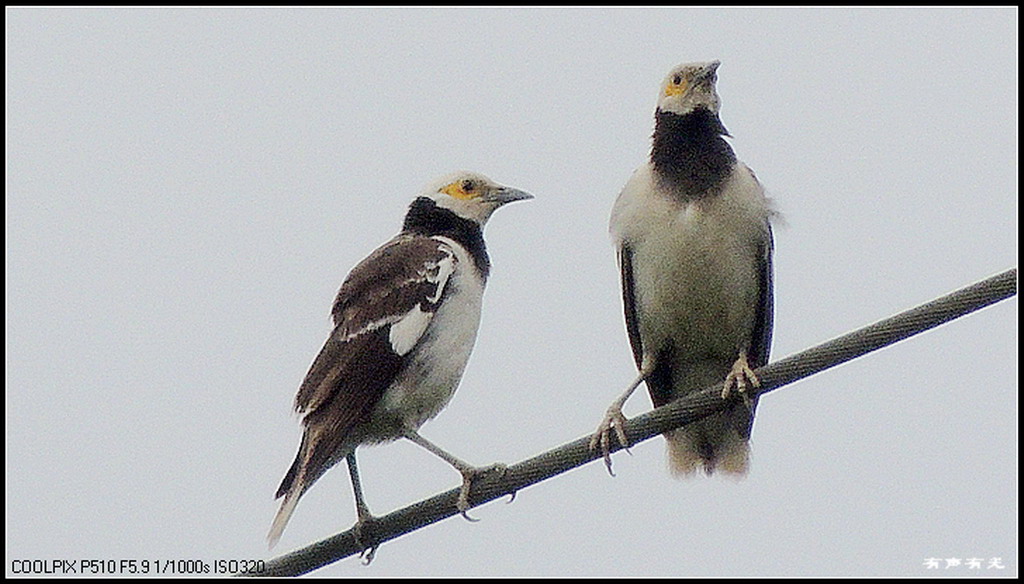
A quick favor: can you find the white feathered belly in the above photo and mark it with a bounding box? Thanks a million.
[611,166,766,371]
[380,268,484,429]
[633,206,759,363]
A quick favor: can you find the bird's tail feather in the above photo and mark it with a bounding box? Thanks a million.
[665,411,750,477]
[267,489,301,549]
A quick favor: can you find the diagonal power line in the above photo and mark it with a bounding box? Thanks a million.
[251,267,1017,577]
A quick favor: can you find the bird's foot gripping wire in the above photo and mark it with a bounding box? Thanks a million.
[589,369,649,476]
[345,452,381,565]
[455,463,508,522]
[402,428,510,522]
[352,512,381,565]
[722,351,760,409]
[589,403,632,477]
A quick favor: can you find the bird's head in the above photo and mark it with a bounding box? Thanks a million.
[420,171,533,225]
[657,61,722,117]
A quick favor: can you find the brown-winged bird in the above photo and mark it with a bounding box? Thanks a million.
[269,172,532,549]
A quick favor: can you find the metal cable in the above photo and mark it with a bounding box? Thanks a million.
[251,267,1016,576]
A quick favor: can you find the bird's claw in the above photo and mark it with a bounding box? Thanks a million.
[352,513,380,565]
[456,463,507,521]
[723,353,760,409]
[589,407,632,476]
[358,544,379,566]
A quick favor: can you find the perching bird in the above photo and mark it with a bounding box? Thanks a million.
[269,171,532,550]
[591,61,774,477]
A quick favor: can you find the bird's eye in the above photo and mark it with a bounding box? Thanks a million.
[461,179,475,192]
[673,74,683,85]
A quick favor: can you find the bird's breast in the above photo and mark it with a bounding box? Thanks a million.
[612,164,768,363]
[379,249,486,429]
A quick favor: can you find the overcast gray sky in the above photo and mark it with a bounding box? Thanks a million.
[6,7,1017,578]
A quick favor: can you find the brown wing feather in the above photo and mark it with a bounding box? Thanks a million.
[276,235,455,500]
[619,244,643,370]
[293,235,453,414]
[332,236,454,334]
[733,220,774,440]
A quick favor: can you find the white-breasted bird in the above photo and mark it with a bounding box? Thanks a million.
[591,61,775,477]
[269,171,532,550]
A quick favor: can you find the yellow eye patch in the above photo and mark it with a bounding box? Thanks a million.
[441,179,480,200]
[664,75,688,97]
